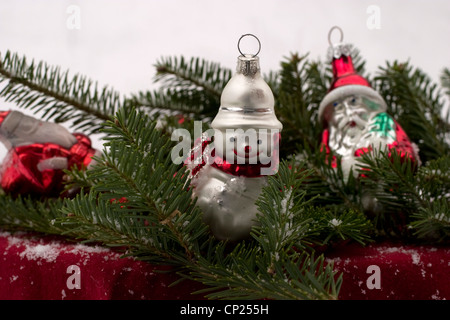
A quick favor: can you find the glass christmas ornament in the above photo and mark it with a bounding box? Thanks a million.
[186,34,282,241]
[0,110,100,197]
[319,26,419,180]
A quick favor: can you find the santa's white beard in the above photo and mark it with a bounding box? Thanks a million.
[327,115,369,180]
[328,118,393,181]
[329,123,365,157]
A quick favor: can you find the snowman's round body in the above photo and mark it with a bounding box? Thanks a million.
[193,165,267,241]
[190,126,279,241]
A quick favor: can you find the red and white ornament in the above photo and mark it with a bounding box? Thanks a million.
[186,35,282,241]
[319,27,419,180]
[0,110,100,197]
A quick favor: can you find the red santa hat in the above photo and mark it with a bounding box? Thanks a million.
[318,27,387,126]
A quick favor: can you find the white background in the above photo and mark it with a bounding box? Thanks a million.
[0,0,449,152]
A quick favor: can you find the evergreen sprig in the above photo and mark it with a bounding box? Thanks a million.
[356,149,450,240]
[375,61,450,163]
[190,248,342,300]
[273,53,323,156]
[60,107,209,263]
[408,156,450,241]
[0,195,65,235]
[187,160,347,300]
[154,56,231,98]
[126,56,232,125]
[440,67,450,98]
[0,50,121,134]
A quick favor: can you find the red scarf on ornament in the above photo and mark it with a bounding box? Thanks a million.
[187,135,280,178]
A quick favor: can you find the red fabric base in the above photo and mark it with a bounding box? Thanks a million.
[0,230,448,300]
[0,230,205,300]
[325,241,450,300]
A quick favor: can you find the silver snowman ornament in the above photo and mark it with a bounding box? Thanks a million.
[187,34,282,241]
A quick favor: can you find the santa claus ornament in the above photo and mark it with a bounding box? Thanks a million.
[186,34,283,241]
[0,110,100,197]
[319,26,419,181]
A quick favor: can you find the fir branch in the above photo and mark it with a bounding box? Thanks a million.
[375,61,450,162]
[408,156,450,242]
[349,47,369,77]
[183,162,354,300]
[303,60,329,111]
[253,161,319,252]
[409,199,450,242]
[414,156,450,203]
[63,165,95,194]
[189,249,342,300]
[254,160,372,248]
[441,68,450,98]
[358,150,425,210]
[318,208,374,245]
[126,56,232,123]
[185,160,369,300]
[0,50,121,134]
[60,191,179,262]
[154,56,231,98]
[356,150,450,239]
[299,147,364,213]
[0,195,66,235]
[59,107,209,264]
[274,53,321,156]
[127,88,215,117]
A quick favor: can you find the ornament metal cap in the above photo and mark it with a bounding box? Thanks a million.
[211,34,282,130]
[319,26,387,124]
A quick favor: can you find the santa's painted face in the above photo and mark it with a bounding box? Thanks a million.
[327,95,381,155]
[329,95,372,135]
[213,128,279,165]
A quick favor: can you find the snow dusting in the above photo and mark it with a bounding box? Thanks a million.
[280,189,293,213]
[329,218,343,227]
[19,244,60,263]
[3,230,122,266]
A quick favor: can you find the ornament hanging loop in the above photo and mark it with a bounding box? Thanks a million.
[328,26,344,46]
[237,34,261,57]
